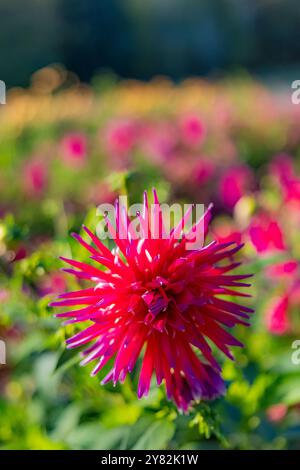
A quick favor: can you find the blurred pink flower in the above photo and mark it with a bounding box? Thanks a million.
[270,154,300,204]
[265,267,300,336]
[161,151,199,188]
[266,260,298,279]
[213,222,242,246]
[194,158,215,185]
[10,245,27,262]
[103,119,137,158]
[39,273,67,297]
[219,165,253,209]
[266,294,290,335]
[140,122,175,161]
[0,289,9,303]
[267,403,288,422]
[284,179,300,204]
[289,279,300,305]
[61,132,87,168]
[85,181,117,206]
[270,153,295,186]
[179,114,206,147]
[23,158,48,198]
[249,215,285,254]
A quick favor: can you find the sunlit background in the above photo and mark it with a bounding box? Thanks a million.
[0,0,300,450]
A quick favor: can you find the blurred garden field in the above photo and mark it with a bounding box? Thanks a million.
[1,66,300,449]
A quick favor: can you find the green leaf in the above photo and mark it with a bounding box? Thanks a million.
[54,347,80,373]
[132,420,175,450]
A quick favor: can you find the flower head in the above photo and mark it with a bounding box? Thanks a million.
[264,264,300,336]
[265,294,290,335]
[51,190,252,412]
[270,154,300,205]
[60,132,87,168]
[179,114,206,148]
[219,165,253,209]
[194,158,215,185]
[103,119,137,158]
[23,157,48,198]
[248,214,285,254]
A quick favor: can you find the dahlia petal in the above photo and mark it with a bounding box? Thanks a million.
[71,232,99,256]
[80,343,105,366]
[57,288,97,299]
[203,305,250,327]
[185,203,213,243]
[55,305,98,319]
[170,204,194,242]
[66,324,101,348]
[212,298,254,316]
[101,369,114,385]
[113,324,146,383]
[60,257,109,279]
[50,297,97,307]
[138,339,154,398]
[91,353,113,376]
[82,224,114,260]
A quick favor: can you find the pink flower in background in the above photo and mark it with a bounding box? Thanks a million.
[270,154,295,186]
[266,260,298,279]
[10,245,27,263]
[103,119,137,157]
[61,132,87,168]
[248,215,285,254]
[179,114,206,147]
[160,151,195,186]
[85,181,117,206]
[39,273,67,297]
[267,403,288,423]
[213,222,242,246]
[194,158,215,185]
[23,158,48,198]
[0,289,10,303]
[286,181,300,204]
[289,279,300,305]
[270,154,300,204]
[51,190,252,412]
[265,262,300,336]
[219,165,253,209]
[140,122,175,161]
[266,294,290,335]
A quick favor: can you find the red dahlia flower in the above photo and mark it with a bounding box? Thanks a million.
[51,190,252,412]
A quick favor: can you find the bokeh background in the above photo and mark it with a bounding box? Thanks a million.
[1,0,300,450]
[2,0,300,87]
